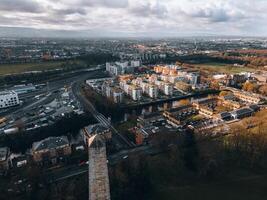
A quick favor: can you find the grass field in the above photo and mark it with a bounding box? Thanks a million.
[0,60,84,75]
[151,174,267,200]
[194,63,255,74]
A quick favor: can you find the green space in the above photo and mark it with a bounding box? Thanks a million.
[194,62,255,74]
[0,60,85,75]
[151,175,267,200]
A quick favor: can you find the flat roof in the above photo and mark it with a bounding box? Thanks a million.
[0,90,17,96]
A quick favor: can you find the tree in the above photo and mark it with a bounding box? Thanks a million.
[219,91,232,97]
[242,82,258,92]
[179,99,190,106]
[258,84,267,95]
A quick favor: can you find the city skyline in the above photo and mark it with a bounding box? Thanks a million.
[0,0,266,38]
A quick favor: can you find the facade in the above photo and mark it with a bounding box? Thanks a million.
[31,136,71,164]
[102,83,124,103]
[163,105,197,126]
[134,126,157,145]
[0,91,19,109]
[132,87,142,101]
[148,85,158,99]
[233,91,262,104]
[113,89,124,103]
[131,60,141,67]
[163,83,173,96]
[87,134,111,200]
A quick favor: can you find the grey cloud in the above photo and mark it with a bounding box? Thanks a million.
[0,0,43,13]
[187,5,245,23]
[82,0,128,8]
[130,2,168,18]
[53,8,87,16]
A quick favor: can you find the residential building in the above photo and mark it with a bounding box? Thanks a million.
[163,83,173,96]
[31,136,71,164]
[130,60,141,67]
[132,86,142,101]
[113,88,124,103]
[231,108,254,119]
[148,85,158,99]
[163,105,197,126]
[233,90,262,104]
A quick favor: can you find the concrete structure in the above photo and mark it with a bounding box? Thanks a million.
[0,91,19,109]
[86,134,111,200]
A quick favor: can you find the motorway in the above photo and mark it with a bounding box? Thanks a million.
[71,81,135,149]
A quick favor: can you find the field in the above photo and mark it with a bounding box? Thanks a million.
[151,174,267,200]
[0,60,84,75]
[194,62,255,74]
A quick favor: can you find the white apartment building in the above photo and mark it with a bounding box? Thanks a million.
[0,91,19,109]
[130,60,141,68]
[132,87,142,101]
[163,83,174,96]
[148,85,158,99]
[113,89,124,103]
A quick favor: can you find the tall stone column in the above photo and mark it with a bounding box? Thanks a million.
[87,134,111,200]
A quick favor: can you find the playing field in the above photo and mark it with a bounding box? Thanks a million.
[0,60,83,75]
[194,63,255,74]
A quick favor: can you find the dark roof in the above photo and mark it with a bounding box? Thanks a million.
[84,124,109,136]
[249,104,260,111]
[232,108,253,116]
[220,112,232,118]
[32,136,69,152]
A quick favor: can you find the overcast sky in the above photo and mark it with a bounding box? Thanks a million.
[0,0,266,37]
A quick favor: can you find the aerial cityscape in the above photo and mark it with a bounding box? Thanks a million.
[1,0,267,200]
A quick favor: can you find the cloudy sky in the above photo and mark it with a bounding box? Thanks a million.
[0,0,266,37]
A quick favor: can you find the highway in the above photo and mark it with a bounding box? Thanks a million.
[71,81,135,149]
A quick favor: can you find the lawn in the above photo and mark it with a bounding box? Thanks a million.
[0,60,84,75]
[194,63,255,74]
[150,174,267,200]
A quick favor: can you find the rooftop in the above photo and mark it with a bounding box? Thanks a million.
[0,91,17,96]
[84,124,110,137]
[32,136,69,152]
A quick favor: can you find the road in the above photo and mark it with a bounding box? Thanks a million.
[45,145,157,183]
[0,69,105,120]
[71,81,135,148]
